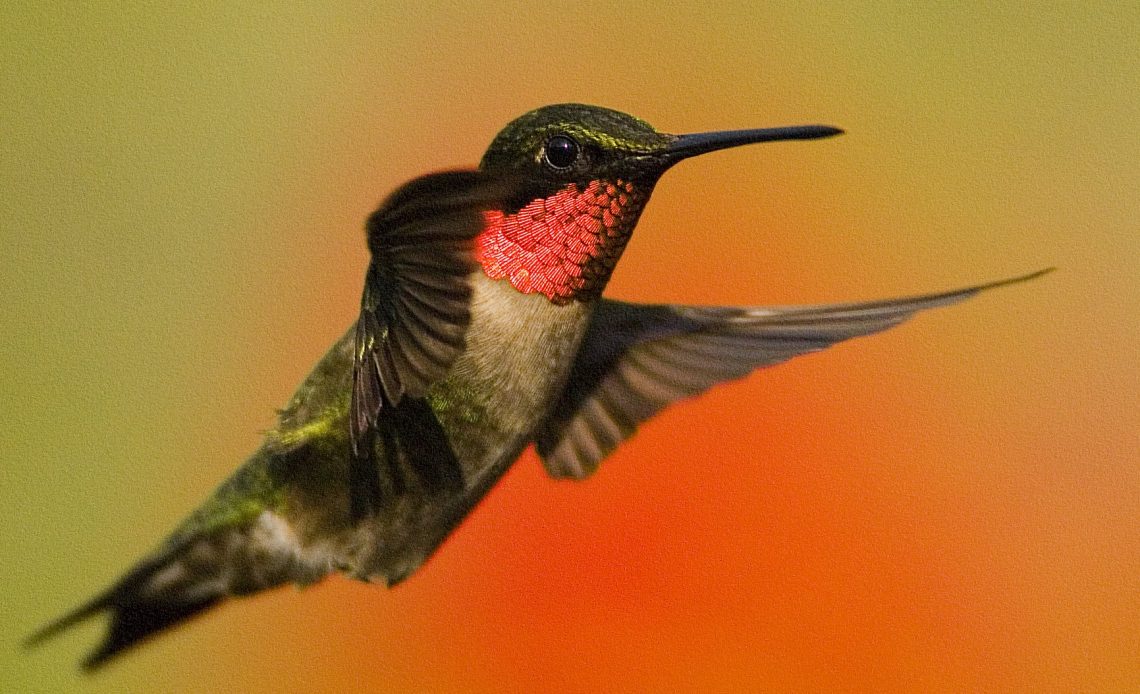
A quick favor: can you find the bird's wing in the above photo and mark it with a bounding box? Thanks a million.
[350,170,521,456]
[535,270,1051,479]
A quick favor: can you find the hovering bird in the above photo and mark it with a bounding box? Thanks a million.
[28,104,1048,669]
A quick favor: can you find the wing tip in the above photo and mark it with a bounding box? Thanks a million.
[855,266,1057,312]
[975,266,1055,292]
[944,267,1055,306]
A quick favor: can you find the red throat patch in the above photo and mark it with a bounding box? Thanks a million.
[476,179,648,303]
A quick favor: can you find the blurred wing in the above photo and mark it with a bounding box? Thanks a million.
[536,270,1052,479]
[351,170,521,456]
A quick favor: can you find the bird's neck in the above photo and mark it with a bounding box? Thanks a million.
[475,179,650,304]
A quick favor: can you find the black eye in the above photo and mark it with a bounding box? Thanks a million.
[543,135,579,169]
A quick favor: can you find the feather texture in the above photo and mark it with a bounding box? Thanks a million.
[536,270,1052,479]
[352,171,526,450]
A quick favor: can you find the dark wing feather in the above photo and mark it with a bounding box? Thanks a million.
[350,170,522,457]
[536,269,1052,479]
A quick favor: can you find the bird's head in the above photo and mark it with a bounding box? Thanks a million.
[475,103,841,303]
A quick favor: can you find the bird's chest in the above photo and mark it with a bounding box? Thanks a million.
[435,273,593,453]
[345,275,591,582]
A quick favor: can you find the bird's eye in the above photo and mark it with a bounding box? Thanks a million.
[543,135,579,170]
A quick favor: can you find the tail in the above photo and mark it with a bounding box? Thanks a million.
[25,513,303,670]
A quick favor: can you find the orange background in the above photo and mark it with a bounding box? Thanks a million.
[3,4,1137,692]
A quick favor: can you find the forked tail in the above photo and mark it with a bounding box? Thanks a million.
[26,513,302,670]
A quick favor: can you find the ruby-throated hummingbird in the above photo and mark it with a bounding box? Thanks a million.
[28,104,1048,669]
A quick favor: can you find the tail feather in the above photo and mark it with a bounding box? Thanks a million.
[27,513,303,670]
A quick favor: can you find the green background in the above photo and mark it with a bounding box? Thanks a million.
[4,4,1137,692]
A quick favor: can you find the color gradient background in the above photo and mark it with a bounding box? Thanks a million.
[3,4,1136,692]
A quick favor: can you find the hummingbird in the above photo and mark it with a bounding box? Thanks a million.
[28,103,1048,669]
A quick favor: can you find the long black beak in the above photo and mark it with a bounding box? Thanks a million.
[663,124,843,162]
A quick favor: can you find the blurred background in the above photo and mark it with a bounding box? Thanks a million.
[3,4,1136,692]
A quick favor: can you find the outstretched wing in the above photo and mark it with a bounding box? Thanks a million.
[536,269,1052,479]
[351,170,521,456]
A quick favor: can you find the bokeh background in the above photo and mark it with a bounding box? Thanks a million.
[3,4,1137,692]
